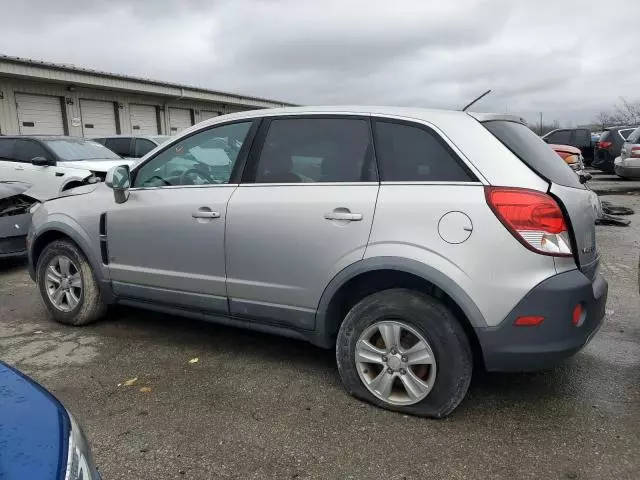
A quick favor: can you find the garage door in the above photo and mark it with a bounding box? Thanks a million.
[15,93,65,135]
[130,104,159,135]
[200,110,220,122]
[169,108,192,134]
[80,99,117,137]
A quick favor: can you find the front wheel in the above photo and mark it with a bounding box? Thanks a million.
[36,240,106,326]
[336,289,472,418]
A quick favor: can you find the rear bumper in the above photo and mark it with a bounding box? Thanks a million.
[475,269,608,372]
[614,163,640,179]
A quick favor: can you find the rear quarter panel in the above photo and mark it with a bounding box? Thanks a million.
[366,184,559,327]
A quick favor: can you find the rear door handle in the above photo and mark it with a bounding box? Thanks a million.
[192,210,220,219]
[14,166,24,171]
[324,212,363,221]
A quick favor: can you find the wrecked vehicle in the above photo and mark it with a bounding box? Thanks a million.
[0,181,39,259]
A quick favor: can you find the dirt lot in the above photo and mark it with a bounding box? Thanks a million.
[1,186,639,479]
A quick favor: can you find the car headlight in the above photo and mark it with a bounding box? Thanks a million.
[65,412,99,480]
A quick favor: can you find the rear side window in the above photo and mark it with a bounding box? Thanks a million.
[0,139,16,159]
[544,130,572,145]
[626,127,640,144]
[619,129,634,140]
[374,121,475,182]
[251,118,374,183]
[483,120,582,189]
[105,138,132,157]
[575,129,591,147]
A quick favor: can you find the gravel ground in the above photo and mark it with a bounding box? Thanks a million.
[1,188,639,480]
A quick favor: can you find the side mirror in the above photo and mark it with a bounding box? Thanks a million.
[105,165,131,204]
[31,156,56,166]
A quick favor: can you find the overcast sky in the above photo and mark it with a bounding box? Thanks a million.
[2,0,639,125]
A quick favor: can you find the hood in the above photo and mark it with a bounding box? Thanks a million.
[0,181,32,199]
[0,362,69,480]
[57,158,136,172]
[550,144,582,155]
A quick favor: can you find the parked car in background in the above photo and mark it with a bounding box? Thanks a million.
[593,126,635,173]
[0,181,39,259]
[549,144,585,172]
[0,361,99,479]
[28,107,607,418]
[93,135,171,159]
[615,126,640,179]
[0,136,135,200]
[542,128,594,165]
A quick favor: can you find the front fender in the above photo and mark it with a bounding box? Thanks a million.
[28,213,111,301]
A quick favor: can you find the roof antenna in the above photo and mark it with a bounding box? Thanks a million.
[462,89,492,112]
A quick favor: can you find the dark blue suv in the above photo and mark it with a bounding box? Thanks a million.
[0,362,100,479]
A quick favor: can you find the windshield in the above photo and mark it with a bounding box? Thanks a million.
[44,138,121,161]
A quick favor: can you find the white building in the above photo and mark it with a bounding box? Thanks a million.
[0,55,293,137]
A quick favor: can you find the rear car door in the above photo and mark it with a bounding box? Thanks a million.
[105,120,256,313]
[225,116,378,330]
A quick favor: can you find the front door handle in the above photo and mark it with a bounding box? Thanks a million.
[324,211,363,221]
[192,210,221,219]
[14,166,25,171]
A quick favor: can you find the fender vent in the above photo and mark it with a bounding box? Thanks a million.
[99,213,109,264]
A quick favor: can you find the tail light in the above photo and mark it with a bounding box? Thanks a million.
[631,146,640,158]
[597,141,612,149]
[485,187,572,257]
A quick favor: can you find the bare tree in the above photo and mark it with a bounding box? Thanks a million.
[593,98,640,128]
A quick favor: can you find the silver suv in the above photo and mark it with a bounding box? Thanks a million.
[27,107,608,418]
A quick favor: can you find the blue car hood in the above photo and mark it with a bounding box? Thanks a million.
[0,362,69,480]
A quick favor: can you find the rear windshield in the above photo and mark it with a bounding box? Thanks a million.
[483,120,583,189]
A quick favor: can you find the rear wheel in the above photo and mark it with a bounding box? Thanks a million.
[336,289,472,418]
[36,240,106,325]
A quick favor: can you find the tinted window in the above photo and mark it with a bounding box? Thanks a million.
[626,127,640,144]
[252,118,373,183]
[575,129,591,147]
[44,139,121,160]
[134,138,157,157]
[619,129,634,140]
[0,139,16,160]
[544,130,572,145]
[13,140,50,162]
[374,121,474,182]
[134,121,252,188]
[105,138,132,156]
[483,120,582,189]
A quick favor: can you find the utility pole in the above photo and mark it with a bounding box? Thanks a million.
[539,112,543,135]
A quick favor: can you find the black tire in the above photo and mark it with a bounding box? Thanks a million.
[336,288,472,418]
[36,239,106,326]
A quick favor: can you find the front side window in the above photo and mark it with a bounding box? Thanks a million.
[374,121,475,182]
[545,130,572,145]
[133,121,252,188]
[0,139,16,160]
[575,129,591,147]
[250,118,374,183]
[13,140,50,163]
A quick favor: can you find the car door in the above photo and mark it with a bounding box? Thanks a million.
[0,138,19,182]
[105,120,257,313]
[225,116,379,330]
[10,139,68,197]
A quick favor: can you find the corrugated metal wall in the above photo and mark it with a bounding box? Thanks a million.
[0,78,262,136]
